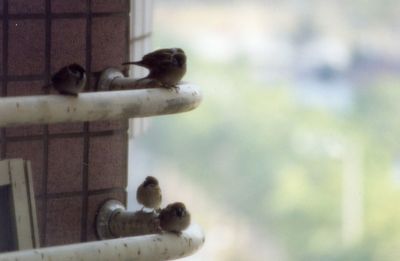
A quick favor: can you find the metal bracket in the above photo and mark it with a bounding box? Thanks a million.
[96,199,125,240]
[97,68,124,91]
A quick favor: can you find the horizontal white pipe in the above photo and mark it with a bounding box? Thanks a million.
[0,83,202,128]
[0,224,205,261]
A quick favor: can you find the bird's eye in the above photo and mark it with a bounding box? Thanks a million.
[174,55,186,67]
[176,208,184,217]
[172,57,179,66]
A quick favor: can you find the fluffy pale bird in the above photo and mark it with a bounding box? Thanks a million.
[159,202,191,234]
[48,63,86,96]
[136,176,162,212]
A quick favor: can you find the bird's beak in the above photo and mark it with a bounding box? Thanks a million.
[122,61,144,66]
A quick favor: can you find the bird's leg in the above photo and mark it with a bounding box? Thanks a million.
[142,78,162,89]
[165,84,180,93]
[156,226,163,234]
[151,208,161,215]
[173,85,180,93]
[172,231,182,236]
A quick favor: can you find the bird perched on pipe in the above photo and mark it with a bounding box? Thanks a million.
[159,202,191,234]
[46,63,86,96]
[136,176,162,212]
[122,48,186,89]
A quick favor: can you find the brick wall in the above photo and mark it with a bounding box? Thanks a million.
[0,0,148,247]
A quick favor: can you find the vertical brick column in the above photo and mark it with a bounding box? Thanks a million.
[0,0,131,247]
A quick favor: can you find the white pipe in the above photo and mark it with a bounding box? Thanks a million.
[0,223,205,261]
[0,83,202,128]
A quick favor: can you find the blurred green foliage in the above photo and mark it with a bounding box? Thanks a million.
[137,32,400,260]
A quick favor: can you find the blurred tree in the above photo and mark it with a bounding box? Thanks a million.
[144,2,400,258]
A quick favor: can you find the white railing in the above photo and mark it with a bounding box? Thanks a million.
[0,82,202,128]
[0,75,205,260]
[0,224,205,261]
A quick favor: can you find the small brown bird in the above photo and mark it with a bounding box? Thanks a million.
[136,176,162,211]
[159,202,191,234]
[48,63,86,96]
[123,48,186,88]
